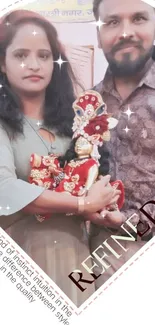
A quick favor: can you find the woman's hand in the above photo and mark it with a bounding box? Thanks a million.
[86,175,121,214]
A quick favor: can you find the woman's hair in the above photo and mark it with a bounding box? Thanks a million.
[0,10,80,137]
[58,137,109,175]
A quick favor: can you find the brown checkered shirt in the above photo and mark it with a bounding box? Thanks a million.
[93,60,155,235]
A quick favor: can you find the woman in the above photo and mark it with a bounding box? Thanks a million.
[0,9,120,306]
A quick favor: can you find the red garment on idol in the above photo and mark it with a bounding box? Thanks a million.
[29,153,125,221]
[55,158,97,195]
[29,153,64,190]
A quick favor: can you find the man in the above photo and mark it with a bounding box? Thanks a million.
[90,0,155,287]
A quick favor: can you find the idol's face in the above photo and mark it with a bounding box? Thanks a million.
[1,23,54,96]
[97,0,155,77]
[75,136,93,157]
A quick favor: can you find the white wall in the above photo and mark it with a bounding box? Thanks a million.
[53,22,108,85]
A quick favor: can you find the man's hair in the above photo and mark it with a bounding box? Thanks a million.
[93,0,155,20]
[93,0,104,20]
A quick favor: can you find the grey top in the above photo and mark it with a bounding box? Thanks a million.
[0,117,95,306]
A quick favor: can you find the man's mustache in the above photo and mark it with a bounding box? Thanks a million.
[112,40,142,53]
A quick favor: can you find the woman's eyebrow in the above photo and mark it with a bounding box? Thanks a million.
[12,48,52,53]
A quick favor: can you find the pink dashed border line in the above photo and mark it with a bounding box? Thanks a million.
[1,0,26,12]
[0,0,154,316]
[1,233,154,316]
[76,241,155,316]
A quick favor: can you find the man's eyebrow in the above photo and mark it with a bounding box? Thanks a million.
[132,10,149,16]
[104,14,119,21]
[104,11,149,20]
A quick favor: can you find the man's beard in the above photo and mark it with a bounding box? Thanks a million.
[105,46,154,78]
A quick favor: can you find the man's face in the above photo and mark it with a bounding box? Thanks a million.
[97,0,155,77]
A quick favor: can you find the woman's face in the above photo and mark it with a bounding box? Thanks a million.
[1,23,54,96]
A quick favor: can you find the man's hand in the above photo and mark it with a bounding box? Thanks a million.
[86,175,121,213]
[85,210,125,228]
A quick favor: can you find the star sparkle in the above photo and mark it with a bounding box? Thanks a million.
[0,84,3,89]
[123,126,130,133]
[32,30,38,36]
[5,21,11,26]
[54,55,67,69]
[0,206,11,211]
[20,62,26,68]
[36,121,42,127]
[123,106,134,119]
[122,32,127,38]
[91,17,106,30]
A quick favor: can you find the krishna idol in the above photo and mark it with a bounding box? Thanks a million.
[29,90,124,221]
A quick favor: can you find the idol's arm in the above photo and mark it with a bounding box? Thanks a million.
[84,165,99,191]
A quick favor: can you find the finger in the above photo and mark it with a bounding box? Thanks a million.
[94,212,112,226]
[100,210,107,219]
[112,189,121,197]
[89,212,101,222]
[109,195,120,204]
[98,174,111,185]
[114,195,120,202]
[91,212,109,225]
[105,211,124,225]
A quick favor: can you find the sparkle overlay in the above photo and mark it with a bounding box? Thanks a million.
[0,206,11,211]
[36,121,42,127]
[5,21,11,26]
[91,17,106,30]
[53,54,67,69]
[20,62,26,68]
[32,30,38,36]
[123,106,134,119]
[122,32,127,38]
[123,126,130,133]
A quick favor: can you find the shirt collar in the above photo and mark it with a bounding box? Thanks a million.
[101,59,155,95]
